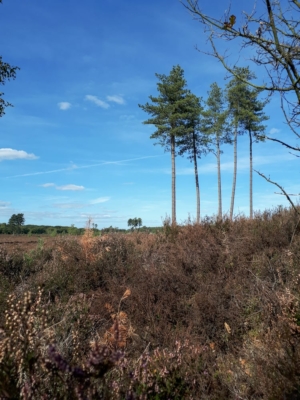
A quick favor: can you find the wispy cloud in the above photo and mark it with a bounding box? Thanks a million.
[85,95,109,109]
[56,184,84,191]
[84,94,125,108]
[53,203,85,209]
[0,148,38,161]
[106,95,125,104]
[52,197,110,209]
[4,115,58,128]
[58,102,71,110]
[90,197,110,204]
[218,154,293,172]
[40,183,55,187]
[175,154,295,175]
[6,155,159,178]
[120,114,135,121]
[40,182,83,191]
[269,128,280,135]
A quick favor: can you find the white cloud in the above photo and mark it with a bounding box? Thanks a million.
[106,95,125,104]
[53,203,85,209]
[40,183,55,187]
[85,95,109,109]
[56,184,85,191]
[269,128,280,135]
[0,148,38,161]
[58,102,71,110]
[90,197,110,204]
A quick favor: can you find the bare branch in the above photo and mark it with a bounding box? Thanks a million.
[289,151,300,157]
[275,192,300,196]
[181,0,300,133]
[259,135,300,151]
[280,93,300,138]
[255,169,299,214]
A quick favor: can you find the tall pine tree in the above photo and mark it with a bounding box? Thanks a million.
[202,83,229,221]
[226,67,255,220]
[240,88,269,219]
[226,67,268,219]
[177,93,211,223]
[138,65,191,225]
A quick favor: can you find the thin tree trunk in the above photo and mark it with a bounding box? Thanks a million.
[249,129,253,219]
[230,126,238,220]
[192,131,200,223]
[171,134,176,225]
[216,136,222,221]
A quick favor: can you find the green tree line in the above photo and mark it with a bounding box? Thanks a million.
[0,213,155,235]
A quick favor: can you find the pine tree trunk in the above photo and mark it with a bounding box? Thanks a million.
[171,134,176,225]
[192,131,200,223]
[216,136,222,221]
[230,126,238,220]
[249,129,253,219]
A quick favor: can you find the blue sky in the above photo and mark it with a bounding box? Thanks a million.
[0,0,297,228]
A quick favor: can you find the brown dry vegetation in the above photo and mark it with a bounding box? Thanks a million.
[1,207,300,399]
[0,234,56,254]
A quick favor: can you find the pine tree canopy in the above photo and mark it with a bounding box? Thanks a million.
[138,65,192,150]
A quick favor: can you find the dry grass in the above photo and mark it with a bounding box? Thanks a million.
[1,206,300,398]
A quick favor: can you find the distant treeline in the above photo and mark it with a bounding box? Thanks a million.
[0,223,162,235]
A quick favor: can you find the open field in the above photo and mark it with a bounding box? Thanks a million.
[0,234,57,254]
[1,208,300,399]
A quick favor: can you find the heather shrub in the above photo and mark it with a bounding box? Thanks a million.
[0,289,219,399]
[0,248,24,282]
[0,289,123,399]
[1,206,300,398]
[217,288,300,399]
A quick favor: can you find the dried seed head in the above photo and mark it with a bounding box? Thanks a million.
[122,288,131,299]
[224,322,231,334]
